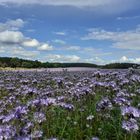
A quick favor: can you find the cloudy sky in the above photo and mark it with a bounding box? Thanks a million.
[0,0,140,64]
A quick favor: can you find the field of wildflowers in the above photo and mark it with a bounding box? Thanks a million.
[0,68,140,140]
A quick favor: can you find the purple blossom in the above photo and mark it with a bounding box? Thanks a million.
[1,68,140,138]
[47,138,58,140]
[33,112,46,123]
[121,106,140,118]
[92,137,100,140]
[0,115,4,121]
[27,99,40,107]
[122,118,139,132]
[15,106,28,115]
[57,102,74,110]
[113,97,131,106]
[0,125,16,139]
[21,122,34,135]
[15,136,31,140]
[96,97,113,111]
[2,113,15,123]
[31,130,43,138]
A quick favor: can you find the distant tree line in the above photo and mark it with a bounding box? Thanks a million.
[0,57,140,69]
[103,63,140,69]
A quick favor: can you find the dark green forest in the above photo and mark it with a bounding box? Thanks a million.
[0,57,139,69]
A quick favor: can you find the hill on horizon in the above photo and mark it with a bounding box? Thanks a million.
[0,57,140,69]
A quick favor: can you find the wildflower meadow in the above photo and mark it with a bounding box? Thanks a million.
[0,68,140,140]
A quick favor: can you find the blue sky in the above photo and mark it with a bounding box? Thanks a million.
[0,0,140,64]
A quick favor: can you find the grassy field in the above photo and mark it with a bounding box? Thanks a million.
[0,68,140,139]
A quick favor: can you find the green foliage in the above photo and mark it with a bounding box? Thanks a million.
[21,62,33,68]
[10,57,21,68]
[0,57,140,69]
[103,63,139,69]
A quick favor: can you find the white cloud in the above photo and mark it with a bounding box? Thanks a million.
[10,46,40,57]
[65,55,80,62]
[112,40,140,50]
[117,15,140,20]
[22,39,39,47]
[0,19,53,59]
[0,0,107,6]
[120,56,128,62]
[76,47,112,58]
[0,19,24,32]
[84,56,140,65]
[54,32,66,36]
[0,30,53,50]
[85,57,105,65]
[0,31,54,53]
[26,29,35,33]
[44,54,105,64]
[0,30,24,43]
[64,46,81,51]
[43,54,140,64]
[53,39,66,44]
[0,45,40,58]
[0,19,54,50]
[115,56,140,64]
[13,50,39,57]
[0,0,137,8]
[45,54,80,62]
[82,26,140,50]
[82,28,140,41]
[0,0,139,15]
[54,45,81,51]
[38,43,53,51]
[0,46,5,53]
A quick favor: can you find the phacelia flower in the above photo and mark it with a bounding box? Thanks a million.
[121,106,140,118]
[122,118,139,132]
[33,112,46,123]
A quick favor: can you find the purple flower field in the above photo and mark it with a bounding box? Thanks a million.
[0,68,140,140]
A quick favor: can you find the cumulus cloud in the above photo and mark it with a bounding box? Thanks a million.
[45,54,80,63]
[0,19,53,57]
[85,57,105,65]
[0,30,53,50]
[0,30,24,43]
[11,46,40,57]
[37,44,53,51]
[22,39,40,47]
[36,55,140,64]
[44,54,140,64]
[0,19,24,32]
[82,28,140,41]
[82,26,140,50]
[120,56,128,62]
[118,56,140,64]
[44,54,106,64]
[85,56,140,65]
[0,44,39,58]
